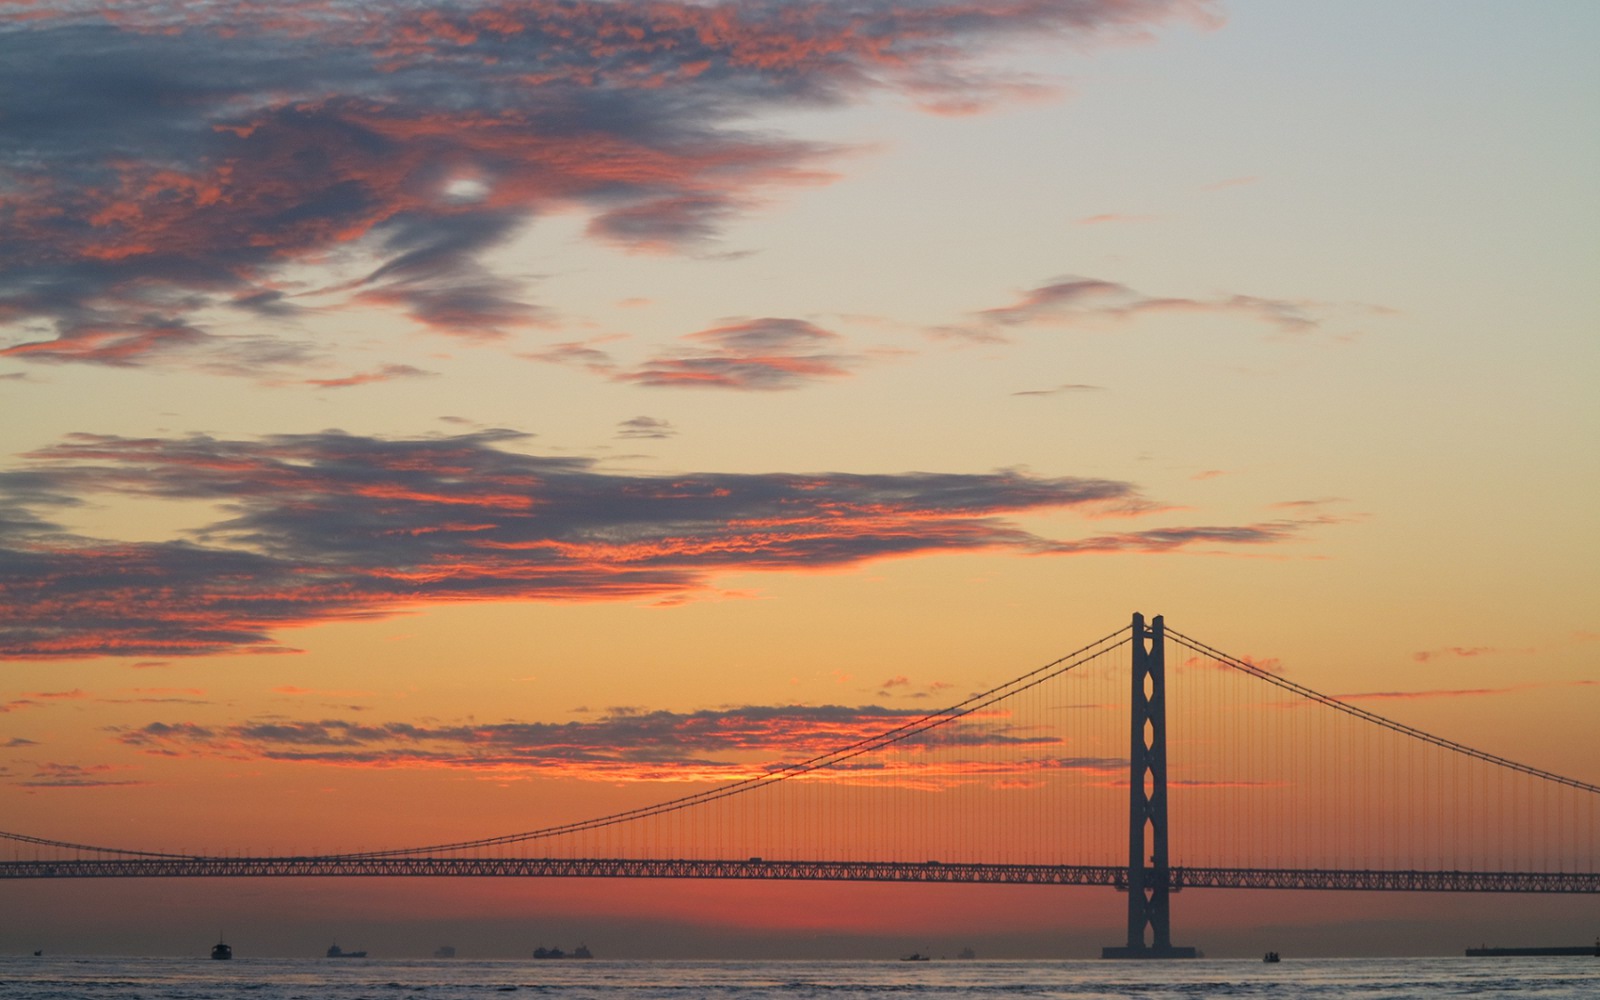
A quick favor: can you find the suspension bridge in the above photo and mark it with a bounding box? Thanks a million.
[4,614,1597,958]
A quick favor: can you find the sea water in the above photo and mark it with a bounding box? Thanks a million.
[2,956,1597,999]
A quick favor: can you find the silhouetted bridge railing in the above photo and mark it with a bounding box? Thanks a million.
[3,856,1597,893]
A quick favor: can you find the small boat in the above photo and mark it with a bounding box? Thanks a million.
[211,940,232,961]
[1263,951,1280,963]
[572,944,593,959]
[901,952,931,962]
[327,943,368,958]
[956,947,976,960]
[32,950,43,957]
[434,945,456,958]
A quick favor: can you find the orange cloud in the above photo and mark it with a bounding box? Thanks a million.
[1411,646,1498,663]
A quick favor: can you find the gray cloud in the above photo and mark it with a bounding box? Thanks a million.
[1,1,1197,370]
[935,276,1327,343]
[111,703,1106,782]
[622,317,856,390]
[17,761,147,789]
[1,429,1156,659]
[616,417,677,440]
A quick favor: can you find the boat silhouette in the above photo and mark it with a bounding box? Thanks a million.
[327,943,368,958]
[532,944,593,959]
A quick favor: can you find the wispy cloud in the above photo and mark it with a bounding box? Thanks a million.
[1040,519,1339,555]
[621,318,856,391]
[111,703,1117,786]
[1012,383,1103,397]
[932,275,1343,345]
[302,364,438,390]
[0,0,1199,370]
[616,417,677,440]
[523,340,620,377]
[1,689,88,713]
[1334,680,1600,703]
[1411,646,1499,663]
[1180,654,1284,675]
[18,761,148,789]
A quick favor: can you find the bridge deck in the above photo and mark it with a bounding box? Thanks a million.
[2,857,1596,892]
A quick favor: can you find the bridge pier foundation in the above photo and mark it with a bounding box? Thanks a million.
[1102,613,1197,960]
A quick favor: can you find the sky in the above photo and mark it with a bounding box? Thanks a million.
[1,0,1597,958]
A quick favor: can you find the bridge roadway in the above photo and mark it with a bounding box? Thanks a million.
[2,857,1597,893]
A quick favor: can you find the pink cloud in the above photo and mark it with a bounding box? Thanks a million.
[621,318,857,390]
[302,364,437,389]
[1411,646,1498,663]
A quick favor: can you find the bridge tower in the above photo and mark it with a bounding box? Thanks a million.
[1102,613,1198,959]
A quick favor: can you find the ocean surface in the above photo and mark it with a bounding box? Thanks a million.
[2,956,1598,999]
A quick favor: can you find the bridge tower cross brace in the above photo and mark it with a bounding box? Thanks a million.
[1102,612,1197,959]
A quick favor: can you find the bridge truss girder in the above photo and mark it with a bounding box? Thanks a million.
[4,857,1597,893]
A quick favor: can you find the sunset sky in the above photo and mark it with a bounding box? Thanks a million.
[2,0,1597,958]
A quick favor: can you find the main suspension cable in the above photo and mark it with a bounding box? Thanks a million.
[1166,627,1600,796]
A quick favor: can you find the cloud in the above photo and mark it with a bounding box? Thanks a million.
[3,738,40,748]
[1039,520,1333,555]
[1,689,89,713]
[0,0,1201,369]
[875,676,911,696]
[522,340,621,376]
[0,429,1325,660]
[1411,646,1498,663]
[0,429,1127,658]
[23,689,88,701]
[302,364,437,389]
[935,275,1329,344]
[621,318,856,390]
[1334,680,1600,703]
[616,416,677,440]
[985,277,1318,332]
[1180,653,1284,675]
[1012,383,1103,397]
[1269,497,1348,510]
[17,761,148,789]
[111,703,1115,786]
